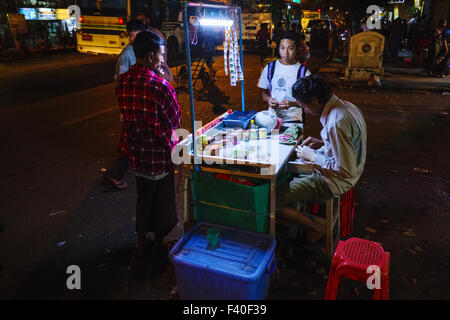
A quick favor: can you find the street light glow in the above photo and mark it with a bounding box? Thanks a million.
[199,18,234,27]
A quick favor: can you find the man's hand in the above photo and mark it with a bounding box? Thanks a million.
[279,100,296,108]
[301,136,324,150]
[296,146,317,162]
[267,97,279,108]
[156,67,165,78]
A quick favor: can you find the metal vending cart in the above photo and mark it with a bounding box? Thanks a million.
[178,2,303,236]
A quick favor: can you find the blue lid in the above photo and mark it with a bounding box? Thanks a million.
[224,110,257,121]
[223,110,257,128]
[170,222,276,283]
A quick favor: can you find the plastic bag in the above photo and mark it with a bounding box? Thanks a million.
[255,108,277,132]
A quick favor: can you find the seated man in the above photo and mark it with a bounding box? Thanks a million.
[277,75,367,243]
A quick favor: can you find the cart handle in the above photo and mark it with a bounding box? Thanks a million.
[265,254,279,274]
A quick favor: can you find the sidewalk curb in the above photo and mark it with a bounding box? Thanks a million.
[384,68,425,76]
[0,47,77,62]
[327,78,450,95]
[320,62,450,95]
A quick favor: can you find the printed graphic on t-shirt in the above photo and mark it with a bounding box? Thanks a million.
[272,73,296,102]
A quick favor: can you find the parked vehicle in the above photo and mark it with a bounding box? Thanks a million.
[75,0,130,55]
[161,7,224,61]
[305,18,339,57]
[305,19,337,43]
[76,0,170,55]
[241,12,272,50]
[161,20,185,61]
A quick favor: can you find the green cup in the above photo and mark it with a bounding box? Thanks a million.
[206,228,220,248]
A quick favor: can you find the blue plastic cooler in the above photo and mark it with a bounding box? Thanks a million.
[169,222,277,300]
[222,110,257,129]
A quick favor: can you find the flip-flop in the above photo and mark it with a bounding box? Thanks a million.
[102,174,128,191]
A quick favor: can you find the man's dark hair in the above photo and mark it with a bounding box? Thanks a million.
[279,30,299,46]
[133,30,166,59]
[136,10,150,19]
[127,19,146,33]
[135,10,150,28]
[292,75,332,104]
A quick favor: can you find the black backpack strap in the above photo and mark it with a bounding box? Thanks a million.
[297,64,308,79]
[296,65,308,124]
[267,60,276,92]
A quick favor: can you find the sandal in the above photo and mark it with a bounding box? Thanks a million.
[102,173,128,191]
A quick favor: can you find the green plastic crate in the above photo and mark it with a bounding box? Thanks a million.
[191,171,270,233]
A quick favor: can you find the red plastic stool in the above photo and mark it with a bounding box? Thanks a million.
[402,57,413,67]
[340,187,355,238]
[325,237,390,300]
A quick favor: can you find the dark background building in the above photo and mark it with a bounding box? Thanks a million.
[1,0,76,50]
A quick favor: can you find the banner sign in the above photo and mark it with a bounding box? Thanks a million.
[56,8,70,20]
[19,8,38,20]
[37,8,57,20]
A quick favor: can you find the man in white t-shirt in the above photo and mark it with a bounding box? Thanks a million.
[258,30,311,123]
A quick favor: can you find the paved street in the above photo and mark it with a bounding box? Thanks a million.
[0,51,449,299]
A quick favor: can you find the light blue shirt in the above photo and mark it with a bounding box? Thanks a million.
[114,45,136,80]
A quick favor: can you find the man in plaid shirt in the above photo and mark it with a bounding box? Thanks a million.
[116,31,181,268]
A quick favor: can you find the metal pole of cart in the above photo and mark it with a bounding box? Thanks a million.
[183,4,200,172]
[184,3,246,171]
[238,7,245,112]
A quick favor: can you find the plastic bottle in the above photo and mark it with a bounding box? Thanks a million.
[249,128,258,141]
[249,119,257,129]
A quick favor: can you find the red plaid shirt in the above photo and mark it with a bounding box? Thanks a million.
[116,64,181,176]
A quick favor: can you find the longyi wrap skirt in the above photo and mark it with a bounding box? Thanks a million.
[135,171,178,237]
